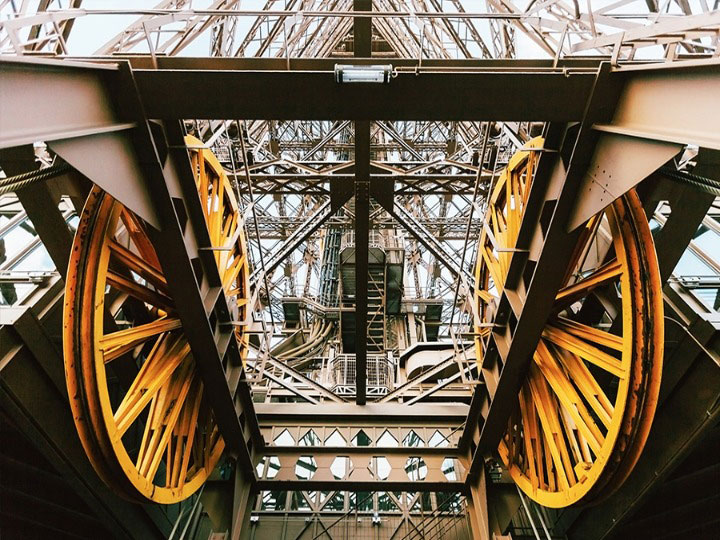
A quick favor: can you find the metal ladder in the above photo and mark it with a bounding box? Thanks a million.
[367,263,386,352]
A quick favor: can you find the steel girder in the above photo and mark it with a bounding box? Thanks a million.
[256,447,466,492]
[254,402,470,423]
[352,2,372,405]
[255,401,468,492]
[131,68,597,122]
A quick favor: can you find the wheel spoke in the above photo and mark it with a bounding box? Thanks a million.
[109,239,169,295]
[196,152,209,221]
[505,406,520,468]
[534,340,604,455]
[205,424,221,471]
[555,258,622,309]
[542,425,556,491]
[217,213,238,271]
[175,380,204,488]
[476,289,494,304]
[138,358,195,481]
[493,208,509,279]
[505,170,520,247]
[521,153,534,208]
[119,207,161,270]
[528,364,576,490]
[481,246,504,295]
[553,317,623,352]
[558,406,583,468]
[114,334,189,436]
[211,172,225,247]
[518,384,540,489]
[166,376,201,488]
[543,323,624,378]
[553,344,614,429]
[223,253,247,290]
[100,317,182,363]
[107,271,174,312]
[562,214,603,286]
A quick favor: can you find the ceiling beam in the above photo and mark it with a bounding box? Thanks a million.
[132,68,597,121]
[254,402,469,423]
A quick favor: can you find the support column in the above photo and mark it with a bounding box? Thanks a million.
[352,0,372,405]
[466,464,491,540]
[353,0,371,57]
[653,149,719,283]
[230,466,256,540]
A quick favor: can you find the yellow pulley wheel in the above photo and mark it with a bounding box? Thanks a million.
[64,136,250,503]
[474,137,663,508]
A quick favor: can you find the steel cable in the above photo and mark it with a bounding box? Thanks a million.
[660,166,720,196]
[0,163,71,196]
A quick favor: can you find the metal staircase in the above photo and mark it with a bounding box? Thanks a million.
[367,263,386,352]
[339,229,387,353]
[318,226,341,309]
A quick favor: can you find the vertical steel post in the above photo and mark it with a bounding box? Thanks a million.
[353,0,372,405]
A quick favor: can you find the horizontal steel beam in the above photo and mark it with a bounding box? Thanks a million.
[568,61,720,229]
[132,69,597,121]
[260,421,465,449]
[115,56,610,72]
[0,58,160,228]
[0,57,122,149]
[254,402,470,424]
[256,447,466,492]
[605,62,720,150]
[257,479,466,492]
[572,12,720,53]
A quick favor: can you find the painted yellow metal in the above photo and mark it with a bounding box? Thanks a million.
[475,137,663,508]
[63,136,250,503]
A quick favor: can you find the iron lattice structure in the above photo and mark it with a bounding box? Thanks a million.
[1,1,717,348]
[0,1,719,539]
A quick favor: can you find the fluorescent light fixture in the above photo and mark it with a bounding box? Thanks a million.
[334,64,392,84]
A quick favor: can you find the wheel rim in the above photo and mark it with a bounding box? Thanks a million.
[64,136,250,503]
[474,137,663,508]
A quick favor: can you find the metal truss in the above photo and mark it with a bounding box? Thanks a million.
[1,2,720,538]
[2,1,718,60]
[251,491,470,540]
[256,446,465,492]
[255,403,467,491]
[176,115,502,352]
